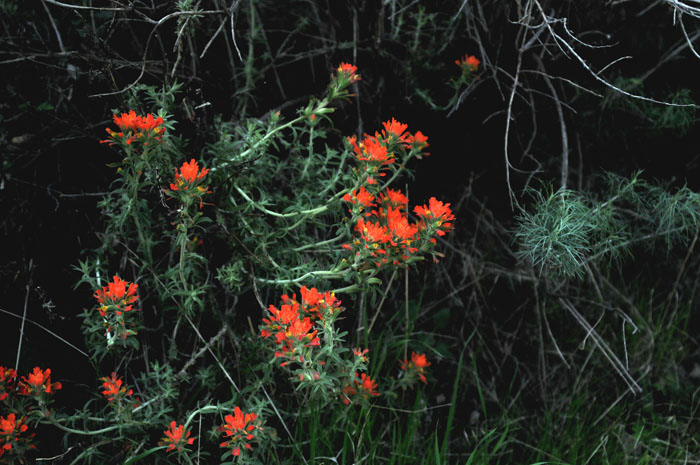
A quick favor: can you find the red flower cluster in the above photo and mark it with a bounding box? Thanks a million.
[455,53,480,72]
[101,110,165,146]
[160,421,195,453]
[100,372,134,403]
[347,118,429,185]
[0,367,17,402]
[343,187,424,268]
[166,159,212,208]
[0,413,35,459]
[260,287,341,368]
[18,367,62,397]
[219,407,262,457]
[413,197,455,240]
[337,62,361,83]
[400,352,431,384]
[342,372,380,405]
[94,276,140,343]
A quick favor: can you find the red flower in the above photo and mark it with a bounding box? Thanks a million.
[414,197,455,236]
[219,407,261,456]
[455,53,480,72]
[0,413,34,458]
[337,62,361,83]
[18,367,62,396]
[0,367,17,401]
[342,372,380,404]
[407,130,429,151]
[167,159,212,208]
[100,372,133,402]
[380,117,409,145]
[353,348,369,362]
[101,110,165,145]
[169,159,210,191]
[401,352,431,384]
[160,421,195,453]
[94,275,138,314]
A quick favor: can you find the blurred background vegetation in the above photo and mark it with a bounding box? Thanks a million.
[1,0,699,463]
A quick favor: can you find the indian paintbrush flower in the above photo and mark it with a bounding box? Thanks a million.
[219,407,262,457]
[400,352,431,384]
[165,159,212,208]
[160,421,195,453]
[101,110,165,146]
[0,413,35,459]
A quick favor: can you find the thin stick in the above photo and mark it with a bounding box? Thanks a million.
[15,280,32,370]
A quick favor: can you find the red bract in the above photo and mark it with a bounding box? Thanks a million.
[455,53,480,72]
[170,159,209,189]
[381,118,409,145]
[160,421,195,453]
[167,159,212,208]
[343,187,376,215]
[101,110,165,146]
[407,131,429,151]
[219,407,261,457]
[100,372,133,403]
[401,352,431,384]
[18,367,61,396]
[0,367,17,401]
[414,197,455,237]
[0,413,34,458]
[337,62,360,83]
[94,275,138,315]
[342,372,380,404]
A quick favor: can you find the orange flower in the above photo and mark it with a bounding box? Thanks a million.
[219,407,261,456]
[343,372,380,404]
[0,413,34,458]
[0,367,17,401]
[407,130,429,151]
[94,275,138,314]
[101,110,165,146]
[100,372,133,402]
[401,351,431,384]
[19,367,62,396]
[455,53,480,72]
[380,118,409,145]
[353,348,369,362]
[160,421,195,453]
[167,159,212,208]
[169,159,210,191]
[337,62,361,83]
[414,197,455,236]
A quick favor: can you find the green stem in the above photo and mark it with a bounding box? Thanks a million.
[49,417,145,436]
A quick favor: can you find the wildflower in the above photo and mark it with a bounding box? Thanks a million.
[166,159,212,208]
[455,53,480,72]
[407,130,429,151]
[160,421,195,453]
[18,367,61,396]
[414,197,455,236]
[219,407,261,457]
[401,352,431,384]
[0,367,17,401]
[101,110,165,146]
[94,276,138,315]
[94,276,140,343]
[0,413,35,458]
[100,372,133,403]
[353,348,369,363]
[380,118,410,146]
[337,62,361,83]
[379,188,409,210]
[342,372,380,404]
[343,186,376,215]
